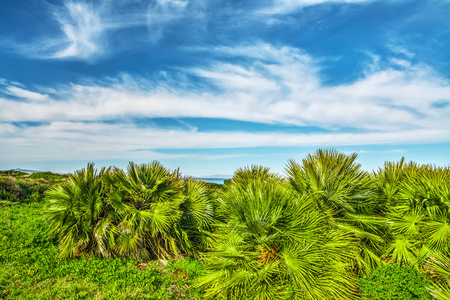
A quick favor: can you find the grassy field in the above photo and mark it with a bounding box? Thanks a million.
[0,202,205,299]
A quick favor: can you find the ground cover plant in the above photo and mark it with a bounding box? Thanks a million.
[0,202,205,299]
[358,264,432,300]
[1,148,449,299]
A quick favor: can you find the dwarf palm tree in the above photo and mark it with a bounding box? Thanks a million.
[427,253,450,300]
[285,149,384,273]
[231,165,283,186]
[197,178,359,299]
[46,163,110,258]
[178,178,216,255]
[103,161,186,259]
[47,161,217,260]
[381,163,450,266]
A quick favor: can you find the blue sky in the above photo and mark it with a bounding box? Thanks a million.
[1,0,449,177]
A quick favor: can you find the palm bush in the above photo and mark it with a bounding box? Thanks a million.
[46,163,109,258]
[230,165,283,186]
[197,177,359,299]
[427,253,450,300]
[103,161,186,259]
[285,149,384,273]
[47,162,216,260]
[377,162,450,267]
[179,178,216,254]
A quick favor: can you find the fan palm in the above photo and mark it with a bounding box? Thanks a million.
[230,165,283,186]
[178,177,216,255]
[197,177,359,299]
[381,163,450,266]
[427,253,450,300]
[103,161,187,259]
[47,161,217,260]
[285,149,384,273]
[46,163,110,258]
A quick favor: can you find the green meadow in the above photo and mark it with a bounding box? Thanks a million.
[1,149,449,299]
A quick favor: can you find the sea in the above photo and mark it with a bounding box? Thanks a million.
[196,178,229,184]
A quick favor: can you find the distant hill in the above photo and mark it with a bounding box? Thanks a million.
[13,168,42,173]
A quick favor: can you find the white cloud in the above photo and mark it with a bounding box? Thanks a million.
[5,86,49,101]
[1,121,448,164]
[6,42,448,133]
[1,43,450,165]
[51,2,106,59]
[4,0,195,61]
[259,0,374,15]
[145,0,192,42]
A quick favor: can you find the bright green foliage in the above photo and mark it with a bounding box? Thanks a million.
[197,177,359,300]
[0,176,50,203]
[286,149,384,273]
[179,178,216,253]
[376,161,450,268]
[430,281,450,300]
[46,163,108,258]
[103,161,186,259]
[46,161,216,260]
[0,202,205,299]
[4,149,450,299]
[427,253,450,300]
[285,149,374,215]
[230,165,283,186]
[358,264,432,300]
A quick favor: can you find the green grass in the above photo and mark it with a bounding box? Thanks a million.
[0,202,205,299]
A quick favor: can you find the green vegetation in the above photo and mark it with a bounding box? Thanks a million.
[0,170,67,204]
[1,149,449,299]
[29,171,67,181]
[0,202,205,299]
[358,264,432,300]
[0,177,51,204]
[197,174,358,299]
[46,162,216,260]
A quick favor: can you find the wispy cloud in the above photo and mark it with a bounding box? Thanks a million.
[1,42,449,166]
[258,0,374,15]
[3,43,448,129]
[1,120,448,165]
[2,0,197,61]
[146,0,191,42]
[4,86,49,101]
[51,2,106,59]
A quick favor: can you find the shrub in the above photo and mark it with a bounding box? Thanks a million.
[0,177,50,203]
[47,162,216,260]
[358,264,432,300]
[0,177,23,201]
[29,171,67,181]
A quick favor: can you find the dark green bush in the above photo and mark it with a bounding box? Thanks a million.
[0,170,27,176]
[358,264,432,300]
[29,171,67,180]
[17,180,51,202]
[0,177,22,201]
[0,177,50,203]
